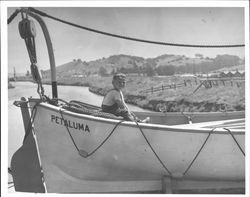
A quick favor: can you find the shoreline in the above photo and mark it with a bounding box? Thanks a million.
[88,85,244,112]
[16,76,245,112]
[8,82,15,89]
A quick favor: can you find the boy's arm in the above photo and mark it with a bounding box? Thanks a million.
[114,98,128,110]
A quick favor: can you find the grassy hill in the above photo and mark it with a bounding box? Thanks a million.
[41,54,244,78]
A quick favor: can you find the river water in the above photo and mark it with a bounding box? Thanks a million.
[8,81,146,167]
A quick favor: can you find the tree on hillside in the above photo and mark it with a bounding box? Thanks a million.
[195,53,203,59]
[156,65,175,76]
[128,60,133,65]
[242,58,245,65]
[175,65,186,74]
[146,58,157,67]
[111,68,116,75]
[99,66,108,76]
[117,67,127,74]
[214,55,240,68]
[145,64,155,76]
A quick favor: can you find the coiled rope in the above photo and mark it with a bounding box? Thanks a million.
[8,8,245,48]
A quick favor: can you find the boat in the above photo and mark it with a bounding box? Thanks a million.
[8,8,245,193]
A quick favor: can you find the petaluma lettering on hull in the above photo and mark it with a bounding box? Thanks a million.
[51,114,90,133]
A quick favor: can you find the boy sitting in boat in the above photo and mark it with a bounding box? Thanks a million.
[102,73,150,123]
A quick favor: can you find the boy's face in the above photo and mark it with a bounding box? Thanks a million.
[113,79,126,90]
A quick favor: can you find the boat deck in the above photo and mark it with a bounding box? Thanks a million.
[173,118,245,132]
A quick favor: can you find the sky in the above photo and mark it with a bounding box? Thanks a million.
[6,4,246,74]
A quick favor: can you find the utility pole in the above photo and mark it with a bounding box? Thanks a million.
[14,67,16,81]
[193,59,196,75]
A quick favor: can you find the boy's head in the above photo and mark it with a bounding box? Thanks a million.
[112,73,126,90]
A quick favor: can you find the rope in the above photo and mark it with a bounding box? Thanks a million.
[22,103,39,142]
[7,9,20,24]
[17,10,46,99]
[183,127,245,176]
[134,121,172,176]
[8,185,15,189]
[13,100,41,142]
[183,128,216,175]
[59,108,80,152]
[86,120,125,157]
[48,97,70,106]
[59,104,172,173]
[223,128,245,156]
[28,7,244,48]
[59,107,125,157]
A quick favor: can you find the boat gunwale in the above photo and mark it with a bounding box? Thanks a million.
[135,110,245,117]
[33,102,245,135]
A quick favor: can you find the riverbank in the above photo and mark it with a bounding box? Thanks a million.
[37,75,245,112]
[89,86,244,112]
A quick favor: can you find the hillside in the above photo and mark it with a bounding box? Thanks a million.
[35,53,245,112]
[41,54,244,78]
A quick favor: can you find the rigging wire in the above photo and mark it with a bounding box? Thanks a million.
[26,7,245,48]
[7,9,20,24]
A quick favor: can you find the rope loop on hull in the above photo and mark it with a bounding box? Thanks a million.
[59,107,125,158]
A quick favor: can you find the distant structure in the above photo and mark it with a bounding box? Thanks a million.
[198,65,245,79]
[13,67,16,81]
[219,70,244,78]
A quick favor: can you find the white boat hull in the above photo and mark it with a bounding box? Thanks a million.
[30,102,244,192]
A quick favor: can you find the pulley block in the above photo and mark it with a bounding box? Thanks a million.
[19,18,36,39]
[30,63,42,83]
